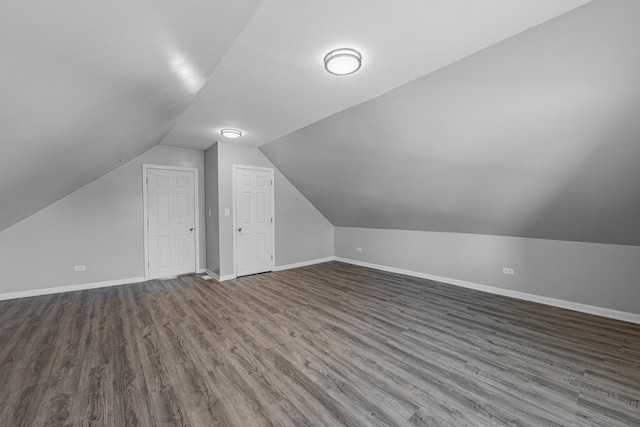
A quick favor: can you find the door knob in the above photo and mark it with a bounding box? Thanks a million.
[189,227,194,231]
[237,227,242,232]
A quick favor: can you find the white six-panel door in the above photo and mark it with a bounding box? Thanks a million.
[146,168,196,279]
[235,166,274,277]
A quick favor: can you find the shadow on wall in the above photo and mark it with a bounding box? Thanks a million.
[519,96,640,246]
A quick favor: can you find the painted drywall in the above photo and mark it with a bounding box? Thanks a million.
[204,143,220,275]
[0,145,206,295]
[335,227,640,315]
[216,142,333,277]
[261,0,640,246]
[0,1,262,234]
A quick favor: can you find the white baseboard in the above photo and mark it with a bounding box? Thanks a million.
[207,257,335,281]
[196,268,206,274]
[335,257,640,325]
[274,256,336,272]
[0,276,146,301]
[205,269,220,282]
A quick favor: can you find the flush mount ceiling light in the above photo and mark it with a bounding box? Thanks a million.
[220,128,242,139]
[324,48,362,76]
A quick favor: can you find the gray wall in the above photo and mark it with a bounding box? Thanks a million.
[0,145,206,294]
[261,0,640,247]
[217,142,333,277]
[335,227,640,315]
[204,144,220,275]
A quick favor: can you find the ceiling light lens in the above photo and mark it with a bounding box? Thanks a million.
[220,128,242,139]
[324,48,362,76]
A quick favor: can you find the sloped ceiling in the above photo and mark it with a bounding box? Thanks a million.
[0,0,262,232]
[1,0,594,236]
[161,0,590,149]
[261,0,640,246]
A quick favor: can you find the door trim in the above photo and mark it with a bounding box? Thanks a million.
[143,164,200,281]
[232,164,275,278]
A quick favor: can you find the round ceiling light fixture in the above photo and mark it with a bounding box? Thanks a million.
[324,48,362,76]
[220,128,242,139]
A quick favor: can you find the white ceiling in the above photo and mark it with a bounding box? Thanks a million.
[0,0,590,232]
[161,0,591,149]
[260,0,640,246]
[0,0,261,232]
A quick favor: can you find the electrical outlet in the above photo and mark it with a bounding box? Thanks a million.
[74,265,86,271]
[503,267,514,275]
[356,247,362,252]
[224,209,230,216]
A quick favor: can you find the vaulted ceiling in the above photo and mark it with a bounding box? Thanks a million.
[0,0,262,232]
[261,0,640,246]
[161,0,590,149]
[8,0,636,248]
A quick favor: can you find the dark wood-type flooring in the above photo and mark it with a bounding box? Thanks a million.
[1,261,639,426]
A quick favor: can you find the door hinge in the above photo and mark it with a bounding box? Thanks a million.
[146,178,148,184]
[271,217,273,223]
[270,180,273,186]
[271,254,273,260]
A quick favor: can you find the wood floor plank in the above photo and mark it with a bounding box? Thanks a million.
[1,261,639,426]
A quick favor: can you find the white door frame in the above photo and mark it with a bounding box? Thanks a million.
[232,164,275,278]
[143,164,200,280]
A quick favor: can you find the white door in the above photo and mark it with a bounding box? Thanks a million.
[147,168,196,279]
[235,166,274,277]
